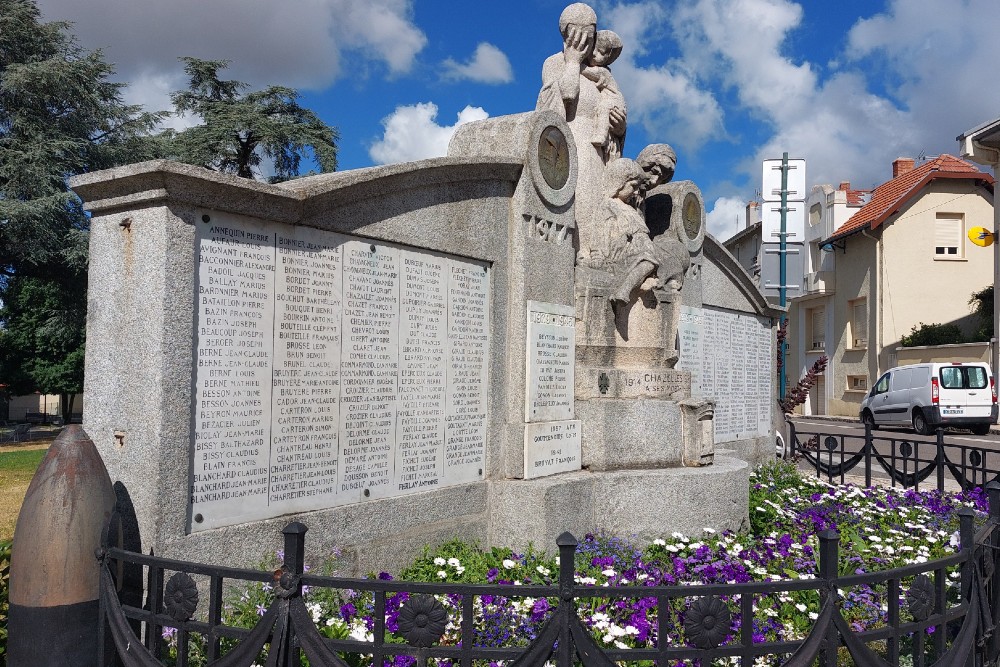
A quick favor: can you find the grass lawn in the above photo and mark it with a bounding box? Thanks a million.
[0,445,49,541]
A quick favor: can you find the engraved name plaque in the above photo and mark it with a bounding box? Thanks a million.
[191,212,490,531]
[677,305,771,443]
[525,301,575,422]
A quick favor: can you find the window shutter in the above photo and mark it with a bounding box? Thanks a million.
[935,216,961,255]
[853,302,867,347]
[811,310,824,348]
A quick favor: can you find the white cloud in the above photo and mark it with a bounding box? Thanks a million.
[604,2,725,152]
[35,0,427,113]
[368,103,489,164]
[442,43,514,84]
[706,196,749,242]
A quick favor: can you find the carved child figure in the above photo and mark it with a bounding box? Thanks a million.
[582,30,625,161]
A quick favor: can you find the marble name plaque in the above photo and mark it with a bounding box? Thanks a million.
[191,211,490,531]
[525,301,575,422]
[523,420,581,479]
[677,305,771,443]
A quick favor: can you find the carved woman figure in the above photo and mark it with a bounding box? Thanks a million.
[537,3,626,252]
[593,159,659,306]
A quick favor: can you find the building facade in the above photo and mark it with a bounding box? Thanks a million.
[787,156,994,417]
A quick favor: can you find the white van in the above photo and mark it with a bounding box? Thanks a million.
[860,362,998,435]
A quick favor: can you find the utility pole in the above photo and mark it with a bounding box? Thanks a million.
[762,153,805,403]
[779,152,789,401]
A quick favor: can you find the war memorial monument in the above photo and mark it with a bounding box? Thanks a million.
[68,2,781,573]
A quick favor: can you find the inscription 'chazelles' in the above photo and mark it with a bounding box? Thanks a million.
[191,213,490,531]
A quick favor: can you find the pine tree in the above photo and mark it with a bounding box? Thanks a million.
[0,0,163,419]
[162,58,339,183]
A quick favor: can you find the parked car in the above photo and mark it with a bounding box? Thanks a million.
[860,362,998,435]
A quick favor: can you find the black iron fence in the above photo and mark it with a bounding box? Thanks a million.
[99,484,1000,667]
[789,423,1000,493]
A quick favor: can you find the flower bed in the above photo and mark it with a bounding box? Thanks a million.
[165,462,989,666]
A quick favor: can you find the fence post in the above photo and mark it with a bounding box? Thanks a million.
[863,421,872,488]
[279,522,307,667]
[958,508,975,602]
[987,482,1000,660]
[788,421,797,459]
[817,530,840,667]
[556,532,578,667]
[935,428,946,492]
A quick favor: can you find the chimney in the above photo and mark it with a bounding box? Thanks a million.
[838,182,850,191]
[746,200,760,228]
[892,158,915,178]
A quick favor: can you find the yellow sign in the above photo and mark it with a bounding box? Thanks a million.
[969,226,994,247]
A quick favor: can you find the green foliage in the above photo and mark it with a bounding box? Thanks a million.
[0,0,163,402]
[399,538,557,584]
[162,58,338,183]
[899,322,965,347]
[0,539,9,664]
[0,274,85,400]
[748,460,806,536]
[969,285,993,342]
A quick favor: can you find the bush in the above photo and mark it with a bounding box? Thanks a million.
[900,322,965,347]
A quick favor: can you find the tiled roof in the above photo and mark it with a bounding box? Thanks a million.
[826,155,994,243]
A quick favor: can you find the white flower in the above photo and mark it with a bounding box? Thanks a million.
[602,568,616,577]
[808,612,819,620]
[447,557,461,567]
[653,538,666,546]
[503,559,517,569]
[437,570,447,579]
[795,603,807,612]
[433,557,446,566]
[537,565,551,576]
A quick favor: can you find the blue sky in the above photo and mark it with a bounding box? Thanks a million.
[36,0,1000,241]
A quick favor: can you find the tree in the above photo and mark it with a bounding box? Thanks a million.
[162,58,338,183]
[899,322,965,347]
[0,0,163,420]
[969,285,993,342]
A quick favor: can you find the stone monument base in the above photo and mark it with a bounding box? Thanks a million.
[488,452,749,550]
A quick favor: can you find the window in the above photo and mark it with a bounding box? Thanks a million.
[934,213,964,258]
[849,298,867,348]
[939,365,988,389]
[808,308,825,350]
[847,375,868,391]
[872,373,889,395]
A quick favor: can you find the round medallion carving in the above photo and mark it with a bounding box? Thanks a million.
[537,126,570,190]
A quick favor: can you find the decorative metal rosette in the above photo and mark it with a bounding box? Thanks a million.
[164,572,199,622]
[684,596,731,649]
[273,567,300,599]
[396,594,449,647]
[906,574,935,621]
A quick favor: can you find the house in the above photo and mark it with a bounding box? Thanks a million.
[787,156,995,417]
[723,201,763,287]
[958,116,1000,372]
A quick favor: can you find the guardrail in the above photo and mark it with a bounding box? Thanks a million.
[97,487,1000,667]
